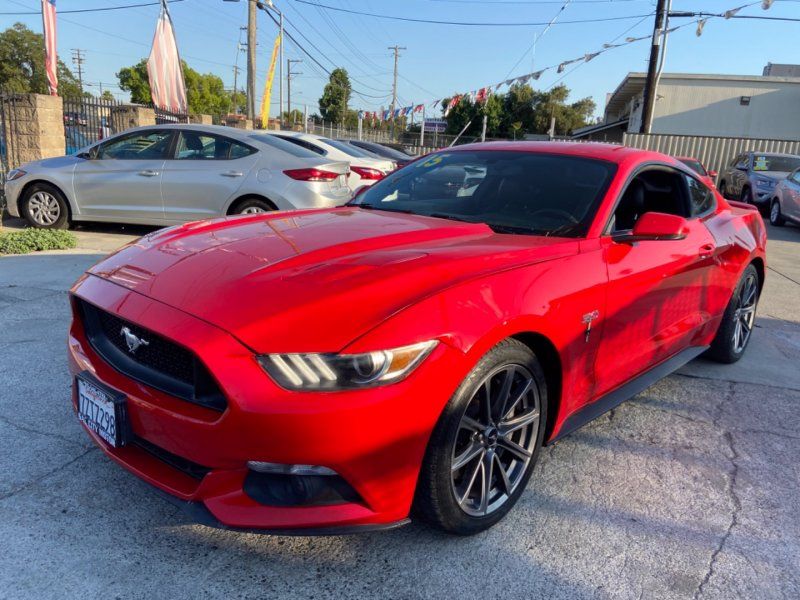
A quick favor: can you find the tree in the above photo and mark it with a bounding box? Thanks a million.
[0,23,81,96]
[502,83,536,135]
[117,59,234,115]
[530,84,595,136]
[318,68,351,124]
[100,90,115,101]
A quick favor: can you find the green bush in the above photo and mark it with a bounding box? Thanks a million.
[0,228,78,255]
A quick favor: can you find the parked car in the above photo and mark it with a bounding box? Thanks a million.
[67,142,766,535]
[64,111,88,127]
[718,151,800,209]
[3,124,352,229]
[768,167,800,227]
[263,131,395,189]
[676,156,717,190]
[338,139,416,168]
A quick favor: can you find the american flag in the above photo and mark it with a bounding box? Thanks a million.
[41,0,57,96]
[146,0,187,114]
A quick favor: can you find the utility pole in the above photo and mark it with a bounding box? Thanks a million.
[246,0,257,120]
[71,49,86,96]
[639,0,668,134]
[388,45,406,138]
[233,26,246,114]
[287,59,302,126]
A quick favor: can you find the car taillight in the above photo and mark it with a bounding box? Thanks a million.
[351,166,385,181]
[283,168,340,182]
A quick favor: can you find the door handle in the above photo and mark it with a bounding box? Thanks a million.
[699,243,715,259]
[138,170,159,177]
[221,171,244,177]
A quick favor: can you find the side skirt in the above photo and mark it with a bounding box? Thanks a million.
[547,345,708,444]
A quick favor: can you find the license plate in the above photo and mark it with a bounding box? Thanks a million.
[76,374,129,448]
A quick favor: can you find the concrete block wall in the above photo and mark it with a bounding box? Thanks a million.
[109,105,156,133]
[189,114,212,125]
[1,94,65,167]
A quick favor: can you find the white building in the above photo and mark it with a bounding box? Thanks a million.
[574,70,800,142]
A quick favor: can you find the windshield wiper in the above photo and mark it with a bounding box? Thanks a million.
[355,204,415,214]
[428,212,475,224]
[487,224,541,236]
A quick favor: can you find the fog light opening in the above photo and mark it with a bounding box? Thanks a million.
[246,461,337,476]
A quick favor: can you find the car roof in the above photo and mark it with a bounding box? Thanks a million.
[127,123,257,141]
[745,151,799,158]
[441,141,666,165]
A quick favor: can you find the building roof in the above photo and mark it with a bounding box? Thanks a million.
[605,71,800,118]
[571,118,629,139]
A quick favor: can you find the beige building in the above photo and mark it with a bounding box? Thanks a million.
[573,70,800,142]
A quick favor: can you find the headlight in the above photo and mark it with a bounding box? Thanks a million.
[755,177,775,189]
[6,169,26,181]
[258,340,438,390]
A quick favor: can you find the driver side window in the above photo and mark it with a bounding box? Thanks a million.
[96,131,172,160]
[612,168,690,232]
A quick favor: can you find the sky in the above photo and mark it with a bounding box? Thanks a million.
[2,0,799,119]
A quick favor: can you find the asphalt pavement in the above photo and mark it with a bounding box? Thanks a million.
[1,220,798,600]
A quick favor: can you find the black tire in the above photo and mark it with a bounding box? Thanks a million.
[740,186,753,205]
[706,264,759,364]
[230,197,275,215]
[769,199,786,227]
[718,181,727,199]
[20,182,69,229]
[414,338,548,535]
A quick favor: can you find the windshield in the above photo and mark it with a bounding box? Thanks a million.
[352,151,616,237]
[353,141,413,161]
[679,158,707,176]
[322,138,376,158]
[752,155,800,172]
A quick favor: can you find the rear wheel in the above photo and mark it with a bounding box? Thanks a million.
[414,339,547,535]
[21,183,69,229]
[706,264,759,364]
[718,181,727,199]
[769,199,786,226]
[230,197,275,215]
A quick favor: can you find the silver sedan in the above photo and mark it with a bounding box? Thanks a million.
[4,124,352,229]
[769,167,800,227]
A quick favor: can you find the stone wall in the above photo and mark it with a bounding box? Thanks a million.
[109,105,155,133]
[189,114,212,125]
[1,94,65,168]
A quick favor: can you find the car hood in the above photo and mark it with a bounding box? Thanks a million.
[88,208,578,352]
[25,155,82,171]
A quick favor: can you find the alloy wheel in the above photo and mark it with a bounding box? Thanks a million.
[240,206,267,214]
[770,202,780,224]
[28,191,61,226]
[450,364,540,517]
[733,271,757,353]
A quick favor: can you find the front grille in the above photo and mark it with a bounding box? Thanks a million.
[76,298,226,411]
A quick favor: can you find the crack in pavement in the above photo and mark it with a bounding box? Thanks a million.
[694,384,743,599]
[0,413,88,448]
[674,371,800,394]
[0,446,97,502]
[767,266,800,288]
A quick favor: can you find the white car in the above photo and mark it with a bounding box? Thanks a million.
[4,124,352,229]
[264,131,395,190]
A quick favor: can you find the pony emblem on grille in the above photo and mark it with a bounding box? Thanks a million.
[120,326,149,354]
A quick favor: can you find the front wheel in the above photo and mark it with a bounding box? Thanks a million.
[740,187,753,205]
[706,264,759,364]
[769,200,786,226]
[21,183,69,229]
[414,339,547,535]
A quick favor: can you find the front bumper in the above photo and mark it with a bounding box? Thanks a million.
[68,275,462,532]
[3,178,22,217]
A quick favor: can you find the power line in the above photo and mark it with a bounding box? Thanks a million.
[293,1,654,26]
[0,0,185,15]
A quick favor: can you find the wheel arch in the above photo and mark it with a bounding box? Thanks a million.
[510,331,562,442]
[17,179,75,219]
[749,256,765,296]
[226,194,278,215]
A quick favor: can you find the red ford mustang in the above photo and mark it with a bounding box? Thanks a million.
[68,142,766,535]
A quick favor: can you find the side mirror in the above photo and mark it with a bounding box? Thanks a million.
[707,170,718,179]
[613,212,689,243]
